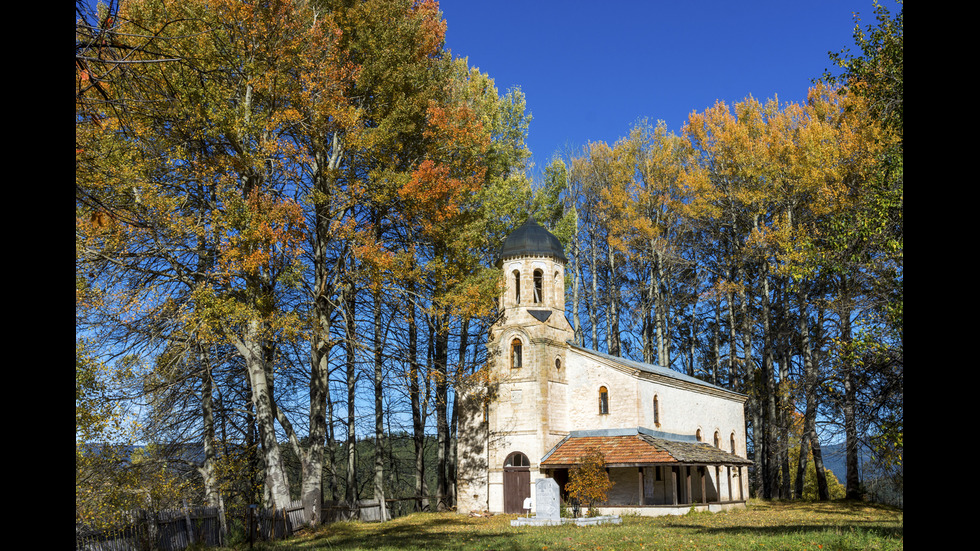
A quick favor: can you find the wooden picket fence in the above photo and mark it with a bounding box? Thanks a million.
[75,500,305,551]
[76,498,420,550]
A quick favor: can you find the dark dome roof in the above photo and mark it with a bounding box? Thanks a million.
[498,217,567,263]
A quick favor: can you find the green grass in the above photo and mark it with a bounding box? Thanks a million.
[224,499,902,550]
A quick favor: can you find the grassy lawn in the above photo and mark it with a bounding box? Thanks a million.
[228,500,902,550]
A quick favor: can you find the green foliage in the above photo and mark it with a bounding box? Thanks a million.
[76,444,202,527]
[790,449,846,501]
[824,0,903,322]
[828,1,903,136]
[76,341,112,443]
[532,159,577,248]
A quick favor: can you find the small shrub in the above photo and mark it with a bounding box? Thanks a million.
[564,448,614,514]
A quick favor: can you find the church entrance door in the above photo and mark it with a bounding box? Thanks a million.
[503,452,531,514]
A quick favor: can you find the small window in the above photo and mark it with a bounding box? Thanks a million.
[730,433,736,454]
[533,269,543,303]
[714,431,721,448]
[555,357,561,371]
[598,386,609,414]
[696,429,703,442]
[511,338,522,369]
[513,270,521,304]
[554,271,561,303]
[653,395,660,426]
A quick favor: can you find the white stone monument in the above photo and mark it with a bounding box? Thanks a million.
[511,478,561,526]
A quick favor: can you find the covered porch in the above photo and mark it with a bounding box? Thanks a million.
[539,429,753,516]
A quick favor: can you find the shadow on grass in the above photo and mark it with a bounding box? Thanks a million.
[659,499,903,541]
[672,522,903,540]
[294,513,526,550]
[261,501,902,550]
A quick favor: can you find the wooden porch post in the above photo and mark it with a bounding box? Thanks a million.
[700,467,706,504]
[739,466,744,501]
[685,467,692,504]
[714,466,720,503]
[671,467,678,505]
[637,468,643,506]
[727,466,733,501]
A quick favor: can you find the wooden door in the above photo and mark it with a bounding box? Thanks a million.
[503,452,531,513]
[504,467,530,513]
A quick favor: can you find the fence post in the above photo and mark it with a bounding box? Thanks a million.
[182,499,196,546]
[248,504,257,547]
[218,494,228,546]
[148,508,160,551]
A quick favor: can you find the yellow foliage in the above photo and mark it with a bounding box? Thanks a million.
[564,448,615,510]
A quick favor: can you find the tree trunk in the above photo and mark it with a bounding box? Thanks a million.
[306,132,344,517]
[343,280,358,508]
[738,265,759,498]
[232,320,291,509]
[435,306,451,511]
[642,259,655,364]
[607,241,620,356]
[687,265,699,378]
[305,233,332,525]
[588,233,599,350]
[407,282,427,511]
[448,318,469,510]
[840,277,862,499]
[713,299,722,386]
[199,346,220,509]
[796,295,830,500]
[761,264,778,499]
[727,279,739,392]
[373,285,388,522]
[655,253,670,368]
[794,293,812,500]
[571,212,583,346]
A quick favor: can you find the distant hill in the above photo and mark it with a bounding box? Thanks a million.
[818,442,902,508]
[819,443,891,483]
[818,443,850,482]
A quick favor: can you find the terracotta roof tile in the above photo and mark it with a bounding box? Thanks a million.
[540,434,752,467]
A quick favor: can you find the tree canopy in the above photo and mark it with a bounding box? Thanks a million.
[77,0,903,520]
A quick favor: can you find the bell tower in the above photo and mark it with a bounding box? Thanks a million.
[485,217,574,513]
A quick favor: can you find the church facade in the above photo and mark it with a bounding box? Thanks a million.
[456,218,752,516]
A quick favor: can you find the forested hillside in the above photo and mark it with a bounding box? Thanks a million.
[76,0,902,524]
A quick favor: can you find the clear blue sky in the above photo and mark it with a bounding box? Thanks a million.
[439,0,893,178]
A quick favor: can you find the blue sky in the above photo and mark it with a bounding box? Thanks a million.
[439,1,893,178]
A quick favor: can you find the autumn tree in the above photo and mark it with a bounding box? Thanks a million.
[824,0,903,499]
[547,80,894,501]
[77,0,338,513]
[564,448,614,515]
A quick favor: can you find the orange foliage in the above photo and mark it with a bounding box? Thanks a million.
[565,447,615,511]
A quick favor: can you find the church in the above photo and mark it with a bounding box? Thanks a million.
[456,218,753,516]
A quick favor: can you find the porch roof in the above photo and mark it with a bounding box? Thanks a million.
[540,428,753,468]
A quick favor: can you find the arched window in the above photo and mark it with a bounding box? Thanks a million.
[653,395,660,426]
[510,338,522,369]
[513,270,521,304]
[598,386,609,414]
[555,357,561,371]
[696,428,703,442]
[730,433,736,454]
[505,451,530,467]
[554,271,561,303]
[533,269,543,303]
[714,431,721,448]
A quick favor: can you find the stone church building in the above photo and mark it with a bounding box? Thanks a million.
[457,218,752,516]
